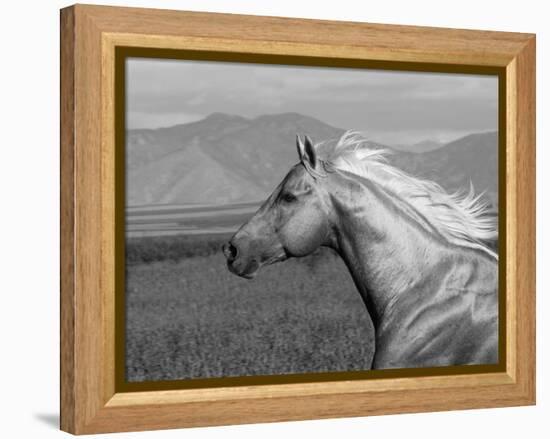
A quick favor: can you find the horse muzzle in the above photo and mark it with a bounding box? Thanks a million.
[222,240,260,279]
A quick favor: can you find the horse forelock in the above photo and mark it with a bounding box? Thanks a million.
[315,130,498,259]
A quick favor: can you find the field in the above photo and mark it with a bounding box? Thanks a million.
[125,233,375,382]
[126,202,260,237]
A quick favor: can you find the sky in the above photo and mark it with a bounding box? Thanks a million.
[126,57,498,146]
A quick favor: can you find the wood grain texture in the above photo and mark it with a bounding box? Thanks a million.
[100,22,117,408]
[513,37,536,400]
[60,6,75,433]
[60,4,536,434]
[82,4,530,66]
[75,8,104,428]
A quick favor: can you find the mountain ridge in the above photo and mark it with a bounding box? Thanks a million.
[126,113,498,208]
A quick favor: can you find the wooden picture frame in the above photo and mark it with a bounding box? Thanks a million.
[60,4,536,434]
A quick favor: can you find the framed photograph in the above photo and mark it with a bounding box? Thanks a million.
[60,4,536,434]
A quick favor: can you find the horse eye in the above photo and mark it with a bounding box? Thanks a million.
[282,193,297,203]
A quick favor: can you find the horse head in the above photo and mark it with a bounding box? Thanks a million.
[222,135,331,278]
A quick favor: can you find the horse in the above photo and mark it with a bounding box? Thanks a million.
[222,131,498,369]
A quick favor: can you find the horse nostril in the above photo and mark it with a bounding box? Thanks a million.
[228,243,238,260]
[224,242,239,262]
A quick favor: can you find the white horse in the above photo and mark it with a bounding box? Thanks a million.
[223,131,498,369]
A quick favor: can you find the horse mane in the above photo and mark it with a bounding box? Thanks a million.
[316,131,498,259]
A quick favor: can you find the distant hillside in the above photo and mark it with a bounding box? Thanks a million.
[126,113,497,208]
[390,131,498,208]
[392,138,445,153]
[127,112,343,205]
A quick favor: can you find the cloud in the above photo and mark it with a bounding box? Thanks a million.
[126,57,498,137]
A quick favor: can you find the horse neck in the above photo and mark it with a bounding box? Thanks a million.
[323,171,451,329]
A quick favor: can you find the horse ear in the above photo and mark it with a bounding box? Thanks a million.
[296,134,306,161]
[296,134,318,169]
[303,135,318,169]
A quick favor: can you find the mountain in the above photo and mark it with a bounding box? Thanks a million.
[392,138,445,153]
[127,136,266,205]
[126,112,343,205]
[126,113,497,208]
[389,131,498,208]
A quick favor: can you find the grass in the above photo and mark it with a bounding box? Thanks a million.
[125,234,374,382]
[126,234,226,264]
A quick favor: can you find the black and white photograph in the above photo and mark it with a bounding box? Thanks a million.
[124,57,499,382]
[2,0,544,436]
